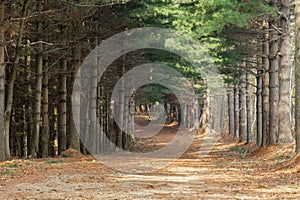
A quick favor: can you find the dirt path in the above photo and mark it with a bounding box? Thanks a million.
[0,117,299,199]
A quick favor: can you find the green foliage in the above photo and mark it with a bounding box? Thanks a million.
[25,161,32,165]
[0,169,10,176]
[130,0,274,83]
[143,49,203,78]
[133,48,206,105]
[229,146,251,154]
[131,0,273,36]
[8,162,19,168]
[135,84,170,105]
[44,159,65,164]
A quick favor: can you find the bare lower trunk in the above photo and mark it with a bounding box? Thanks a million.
[116,65,125,149]
[123,83,129,150]
[68,46,80,151]
[278,0,293,143]
[30,43,43,157]
[246,72,252,143]
[23,105,27,158]
[24,40,31,158]
[227,85,235,136]
[295,1,300,153]
[0,1,5,161]
[5,0,30,159]
[256,70,263,146]
[41,57,49,158]
[262,21,270,146]
[201,88,210,134]
[234,84,239,139]
[108,92,115,152]
[88,58,97,154]
[58,59,67,154]
[239,73,246,142]
[30,0,44,158]
[269,4,279,144]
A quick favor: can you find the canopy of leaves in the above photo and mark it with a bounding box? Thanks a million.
[130,0,274,83]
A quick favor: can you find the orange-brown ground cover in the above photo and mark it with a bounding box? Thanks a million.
[0,117,299,199]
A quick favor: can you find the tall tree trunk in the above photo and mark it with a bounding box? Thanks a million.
[278,0,293,142]
[246,71,252,144]
[88,53,97,154]
[182,104,187,126]
[0,1,5,161]
[58,59,67,154]
[98,85,104,153]
[30,1,43,157]
[108,90,114,152]
[269,1,280,145]
[25,40,33,158]
[295,0,300,153]
[262,21,270,146]
[41,56,49,158]
[227,85,235,136]
[234,84,239,139]
[68,46,80,151]
[23,105,27,158]
[239,73,246,142]
[201,88,210,134]
[127,94,135,149]
[116,65,125,149]
[256,70,263,146]
[123,80,129,150]
[5,0,30,159]
[30,43,43,157]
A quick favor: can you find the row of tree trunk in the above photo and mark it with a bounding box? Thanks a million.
[226,0,300,150]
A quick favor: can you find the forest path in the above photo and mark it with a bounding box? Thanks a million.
[0,116,299,199]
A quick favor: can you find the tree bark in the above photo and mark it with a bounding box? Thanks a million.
[278,0,293,142]
[30,0,44,157]
[123,78,130,150]
[30,43,43,157]
[269,1,280,145]
[234,84,239,139]
[116,64,125,149]
[41,55,49,158]
[58,59,67,154]
[262,21,270,146]
[88,52,97,153]
[5,0,30,159]
[227,85,235,136]
[256,70,263,146]
[0,1,5,161]
[246,71,252,144]
[239,73,246,142]
[25,40,33,158]
[295,0,300,153]
[23,105,27,158]
[201,88,210,134]
[68,46,81,151]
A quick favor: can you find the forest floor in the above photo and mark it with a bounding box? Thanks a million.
[0,116,300,199]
